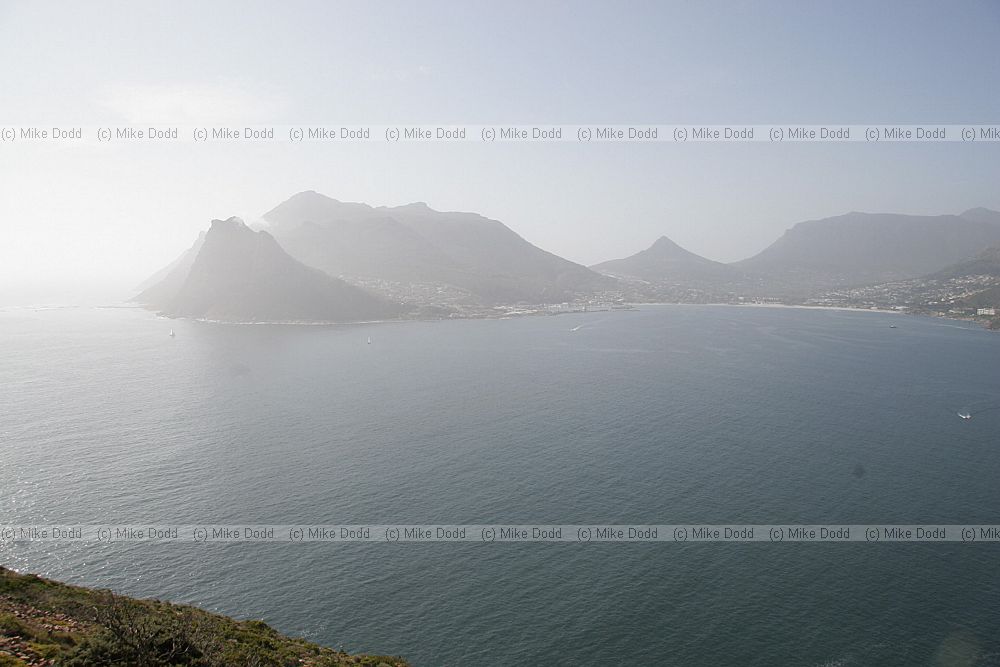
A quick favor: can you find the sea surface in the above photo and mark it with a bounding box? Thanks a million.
[2,304,1000,666]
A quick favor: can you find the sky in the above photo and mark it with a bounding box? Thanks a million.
[1,0,999,302]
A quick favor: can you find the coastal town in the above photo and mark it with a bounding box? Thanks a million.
[804,274,1000,328]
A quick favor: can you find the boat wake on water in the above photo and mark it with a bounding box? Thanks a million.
[956,405,1000,420]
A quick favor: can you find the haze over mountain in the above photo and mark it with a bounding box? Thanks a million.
[263,191,611,304]
[134,231,205,304]
[956,207,1000,226]
[591,236,737,283]
[732,210,1000,291]
[137,201,1000,319]
[930,243,1000,279]
[135,217,399,322]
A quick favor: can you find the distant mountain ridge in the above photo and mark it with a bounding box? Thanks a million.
[134,231,205,303]
[264,191,611,304]
[136,200,1000,318]
[930,243,1000,279]
[135,217,399,322]
[957,207,1000,226]
[586,207,1000,298]
[591,236,736,283]
[730,210,1000,291]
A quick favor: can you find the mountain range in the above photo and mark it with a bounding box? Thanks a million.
[593,209,1000,296]
[135,196,1000,322]
[135,217,399,322]
[931,242,1000,279]
[263,191,610,304]
[732,210,1000,291]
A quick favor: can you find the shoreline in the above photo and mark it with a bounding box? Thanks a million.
[630,301,998,329]
[161,301,995,333]
[0,566,408,666]
[634,301,905,315]
[6,300,993,332]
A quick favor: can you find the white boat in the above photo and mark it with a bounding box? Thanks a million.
[169,329,175,338]
[367,336,372,345]
[958,412,972,420]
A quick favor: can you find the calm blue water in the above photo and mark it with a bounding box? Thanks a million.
[2,305,1000,666]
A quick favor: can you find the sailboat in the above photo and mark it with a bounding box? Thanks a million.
[169,329,175,338]
[367,336,372,345]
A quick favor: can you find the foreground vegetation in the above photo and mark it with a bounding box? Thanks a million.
[0,567,407,667]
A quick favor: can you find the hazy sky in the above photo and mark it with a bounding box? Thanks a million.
[1,1,999,302]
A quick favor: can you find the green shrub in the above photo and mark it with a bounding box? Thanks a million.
[63,630,208,667]
[0,613,29,637]
[61,592,207,667]
[28,641,63,659]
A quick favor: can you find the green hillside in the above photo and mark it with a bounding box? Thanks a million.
[0,567,407,667]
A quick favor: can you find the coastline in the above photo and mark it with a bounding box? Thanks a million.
[6,300,993,332]
[0,566,408,666]
[630,300,999,330]
[633,301,904,314]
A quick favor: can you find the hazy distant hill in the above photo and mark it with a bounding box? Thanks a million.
[264,191,611,304]
[733,211,1000,291]
[134,231,205,303]
[136,217,400,322]
[591,236,736,283]
[960,286,1000,313]
[958,207,1000,226]
[140,202,1000,313]
[930,243,1000,279]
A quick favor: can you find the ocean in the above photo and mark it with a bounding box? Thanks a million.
[2,304,999,665]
